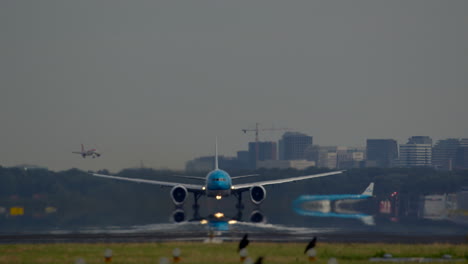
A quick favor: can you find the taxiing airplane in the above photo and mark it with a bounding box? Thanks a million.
[90,141,343,207]
[72,144,101,158]
[292,183,375,225]
[293,182,374,202]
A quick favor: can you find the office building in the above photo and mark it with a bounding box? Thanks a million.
[336,147,365,169]
[319,151,338,169]
[408,136,433,145]
[256,160,315,170]
[460,138,468,147]
[310,146,338,168]
[399,136,432,167]
[432,138,460,170]
[304,145,321,163]
[248,141,277,168]
[279,132,313,160]
[455,138,468,169]
[306,145,364,169]
[399,144,432,167]
[366,139,398,168]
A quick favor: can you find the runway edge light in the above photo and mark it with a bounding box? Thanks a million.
[240,248,248,262]
[307,248,317,262]
[104,249,112,262]
[172,248,181,263]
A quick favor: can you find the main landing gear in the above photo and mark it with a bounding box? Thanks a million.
[233,192,245,210]
[192,192,203,219]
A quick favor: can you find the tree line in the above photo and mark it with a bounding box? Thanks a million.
[0,166,466,229]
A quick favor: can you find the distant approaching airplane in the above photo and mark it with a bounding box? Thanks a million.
[72,144,101,158]
[90,140,343,208]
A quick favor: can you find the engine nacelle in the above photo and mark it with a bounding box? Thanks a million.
[250,210,266,223]
[171,185,188,206]
[171,209,186,223]
[249,185,266,204]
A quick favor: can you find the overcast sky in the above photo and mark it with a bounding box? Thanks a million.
[1,1,467,172]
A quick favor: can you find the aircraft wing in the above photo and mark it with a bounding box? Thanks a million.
[232,171,344,192]
[172,175,205,180]
[231,174,260,180]
[91,173,204,192]
[72,152,82,154]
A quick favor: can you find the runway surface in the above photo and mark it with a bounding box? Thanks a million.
[1,226,466,244]
[1,232,465,244]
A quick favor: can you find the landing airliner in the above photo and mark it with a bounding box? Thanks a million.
[72,144,101,158]
[90,141,343,207]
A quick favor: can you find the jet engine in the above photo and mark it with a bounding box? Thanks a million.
[171,185,188,206]
[249,185,266,204]
[171,209,186,223]
[249,210,266,223]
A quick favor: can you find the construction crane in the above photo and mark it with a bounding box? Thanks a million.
[242,122,289,163]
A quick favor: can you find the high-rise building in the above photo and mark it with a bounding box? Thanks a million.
[366,139,398,168]
[455,138,468,169]
[432,138,460,170]
[248,141,277,168]
[313,146,338,169]
[304,145,321,163]
[306,145,364,169]
[460,138,468,147]
[455,147,468,169]
[256,160,315,170]
[336,147,365,169]
[399,137,432,168]
[408,136,433,145]
[279,132,313,160]
[319,151,338,169]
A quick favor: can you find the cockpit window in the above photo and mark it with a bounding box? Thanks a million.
[212,178,226,182]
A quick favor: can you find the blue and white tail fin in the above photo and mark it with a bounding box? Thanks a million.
[215,137,219,170]
[362,182,374,196]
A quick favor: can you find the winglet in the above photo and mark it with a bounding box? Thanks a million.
[362,182,374,196]
[215,137,219,170]
[81,144,84,152]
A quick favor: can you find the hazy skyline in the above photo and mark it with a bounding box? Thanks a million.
[1,1,467,172]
